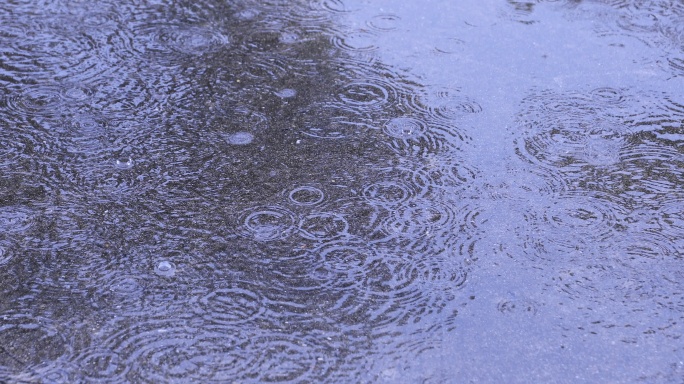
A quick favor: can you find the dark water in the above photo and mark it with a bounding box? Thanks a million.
[0,0,683,382]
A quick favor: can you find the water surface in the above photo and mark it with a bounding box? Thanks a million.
[0,0,683,383]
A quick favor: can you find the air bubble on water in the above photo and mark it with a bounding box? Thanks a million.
[115,158,134,169]
[275,88,297,98]
[226,131,254,145]
[154,260,176,277]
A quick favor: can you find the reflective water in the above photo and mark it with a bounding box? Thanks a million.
[0,0,683,382]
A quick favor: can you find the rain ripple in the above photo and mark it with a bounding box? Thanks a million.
[382,117,466,156]
[287,185,326,206]
[71,347,127,383]
[191,283,266,326]
[0,239,15,265]
[527,191,627,261]
[378,199,461,250]
[131,23,230,63]
[295,103,372,139]
[237,332,336,383]
[299,212,350,241]
[106,320,247,384]
[2,83,93,118]
[236,205,297,242]
[409,88,483,122]
[0,313,68,377]
[330,29,379,53]
[658,196,684,240]
[362,166,429,207]
[367,14,402,31]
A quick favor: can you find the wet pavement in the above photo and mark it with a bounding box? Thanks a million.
[0,0,683,383]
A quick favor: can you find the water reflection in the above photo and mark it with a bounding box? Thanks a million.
[0,0,683,382]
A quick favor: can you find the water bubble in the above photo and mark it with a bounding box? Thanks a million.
[274,88,297,98]
[154,260,176,277]
[279,30,302,45]
[115,158,134,169]
[234,8,260,21]
[225,131,254,145]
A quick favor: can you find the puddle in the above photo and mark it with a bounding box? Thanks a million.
[0,0,682,382]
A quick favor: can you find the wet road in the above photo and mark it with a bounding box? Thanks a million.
[0,0,683,382]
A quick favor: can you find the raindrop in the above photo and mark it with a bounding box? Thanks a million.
[154,260,176,277]
[659,196,684,238]
[296,104,372,139]
[234,8,260,21]
[380,200,460,248]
